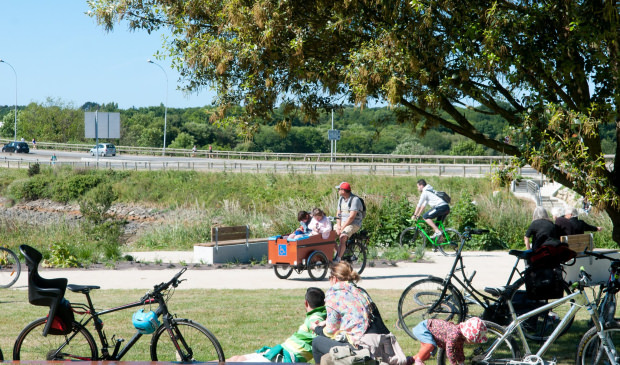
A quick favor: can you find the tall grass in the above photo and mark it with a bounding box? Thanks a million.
[0,167,616,257]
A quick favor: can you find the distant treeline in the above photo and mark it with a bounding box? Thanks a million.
[0,100,615,155]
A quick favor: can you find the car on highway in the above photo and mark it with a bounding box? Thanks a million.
[2,141,30,153]
[89,143,116,157]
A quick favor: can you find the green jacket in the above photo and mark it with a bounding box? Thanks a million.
[263,306,326,362]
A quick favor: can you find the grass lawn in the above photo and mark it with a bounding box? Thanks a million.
[0,288,607,363]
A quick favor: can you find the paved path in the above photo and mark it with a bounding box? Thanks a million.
[9,251,523,291]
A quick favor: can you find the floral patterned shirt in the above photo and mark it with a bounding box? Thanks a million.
[427,319,465,365]
[324,281,371,346]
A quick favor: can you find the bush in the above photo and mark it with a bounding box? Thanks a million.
[8,176,49,201]
[449,192,479,231]
[51,174,102,203]
[365,196,413,248]
[27,163,40,177]
[80,184,118,223]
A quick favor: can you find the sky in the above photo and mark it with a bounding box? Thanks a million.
[0,1,214,110]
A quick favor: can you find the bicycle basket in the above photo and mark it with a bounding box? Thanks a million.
[132,309,160,334]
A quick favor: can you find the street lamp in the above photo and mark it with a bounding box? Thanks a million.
[0,59,17,141]
[147,59,168,155]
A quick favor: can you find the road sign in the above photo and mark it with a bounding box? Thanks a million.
[328,129,341,141]
[85,112,121,138]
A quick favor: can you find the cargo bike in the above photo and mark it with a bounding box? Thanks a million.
[268,230,369,280]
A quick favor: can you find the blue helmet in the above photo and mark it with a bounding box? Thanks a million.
[132,309,160,334]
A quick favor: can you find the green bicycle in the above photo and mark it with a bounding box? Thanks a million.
[399,217,463,256]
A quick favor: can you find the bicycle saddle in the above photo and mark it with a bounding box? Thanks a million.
[67,284,101,294]
[509,249,533,260]
[19,244,68,337]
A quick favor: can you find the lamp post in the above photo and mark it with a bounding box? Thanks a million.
[147,59,168,155]
[0,59,17,141]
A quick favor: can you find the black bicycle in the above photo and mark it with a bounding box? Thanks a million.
[397,227,574,342]
[13,244,225,362]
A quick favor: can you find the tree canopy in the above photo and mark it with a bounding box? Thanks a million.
[88,0,620,242]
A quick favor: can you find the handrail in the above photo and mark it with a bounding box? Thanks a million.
[526,180,542,206]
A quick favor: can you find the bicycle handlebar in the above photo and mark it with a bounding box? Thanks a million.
[584,250,620,263]
[143,267,188,301]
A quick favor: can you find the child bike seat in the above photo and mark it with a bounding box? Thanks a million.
[19,244,68,337]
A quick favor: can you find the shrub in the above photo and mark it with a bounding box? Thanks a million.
[80,184,118,223]
[27,163,40,177]
[449,192,479,231]
[51,174,102,203]
[365,196,413,248]
[8,176,49,201]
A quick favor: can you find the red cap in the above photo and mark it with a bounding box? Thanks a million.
[335,182,351,190]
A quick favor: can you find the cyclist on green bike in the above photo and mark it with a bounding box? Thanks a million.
[411,179,450,240]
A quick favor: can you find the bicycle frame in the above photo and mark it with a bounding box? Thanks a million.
[431,243,524,316]
[482,268,617,363]
[412,218,455,247]
[67,293,168,360]
[484,284,612,362]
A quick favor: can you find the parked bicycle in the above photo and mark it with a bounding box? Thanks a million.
[462,253,618,365]
[397,227,573,343]
[586,250,619,329]
[0,246,20,288]
[399,217,462,256]
[13,244,225,362]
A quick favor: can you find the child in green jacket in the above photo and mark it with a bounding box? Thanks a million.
[228,287,327,363]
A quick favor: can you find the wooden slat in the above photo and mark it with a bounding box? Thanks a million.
[211,226,248,242]
[560,233,593,257]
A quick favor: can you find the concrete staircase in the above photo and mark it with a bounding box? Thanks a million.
[513,179,566,210]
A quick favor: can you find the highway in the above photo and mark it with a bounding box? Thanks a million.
[0,148,544,178]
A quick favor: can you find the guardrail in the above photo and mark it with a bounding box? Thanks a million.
[0,138,513,164]
[0,156,539,179]
[2,139,615,165]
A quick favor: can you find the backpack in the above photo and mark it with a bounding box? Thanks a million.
[433,191,451,204]
[320,346,382,365]
[339,195,367,219]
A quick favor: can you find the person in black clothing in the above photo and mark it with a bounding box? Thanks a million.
[567,207,602,234]
[524,206,561,250]
[552,206,573,236]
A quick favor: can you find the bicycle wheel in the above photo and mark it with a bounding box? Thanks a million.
[13,317,97,360]
[507,278,574,342]
[273,264,293,279]
[307,251,328,281]
[437,321,521,365]
[0,247,20,288]
[343,241,367,275]
[397,277,464,339]
[399,227,425,250]
[575,327,620,365]
[151,318,225,362]
[437,228,462,257]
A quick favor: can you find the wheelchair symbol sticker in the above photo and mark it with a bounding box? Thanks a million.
[278,244,287,256]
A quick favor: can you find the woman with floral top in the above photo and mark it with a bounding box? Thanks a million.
[309,262,371,363]
[411,317,488,365]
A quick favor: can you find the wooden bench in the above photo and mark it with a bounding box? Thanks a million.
[196,225,269,250]
[561,233,593,264]
[194,225,272,264]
